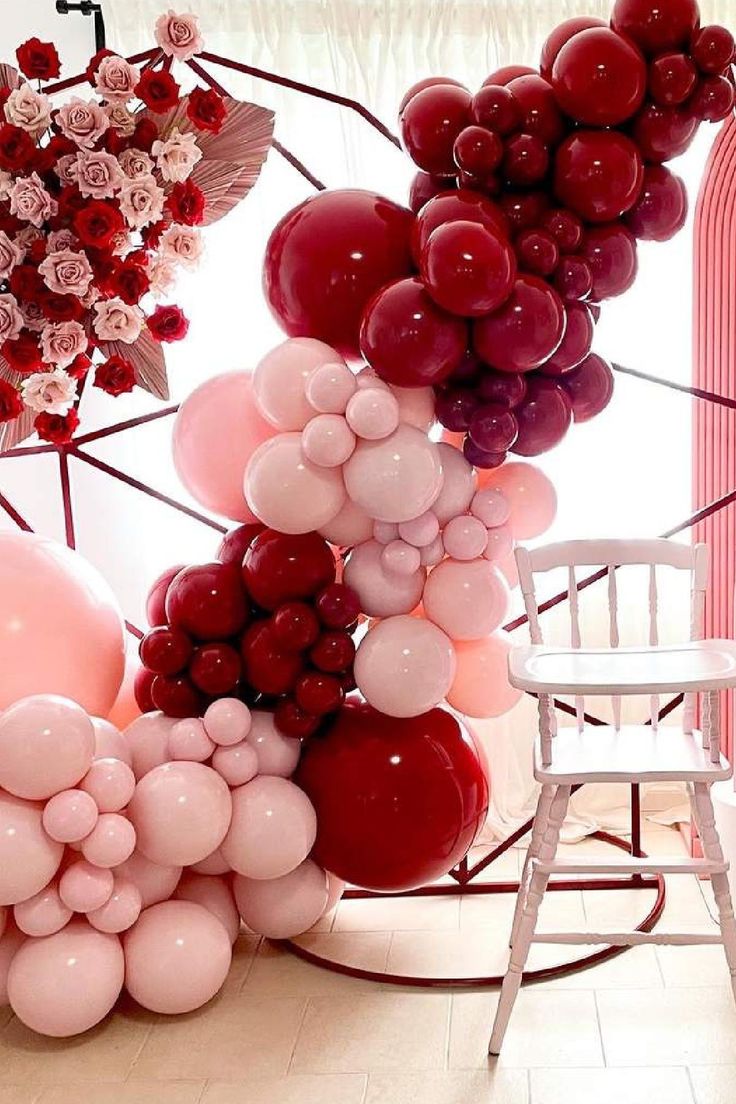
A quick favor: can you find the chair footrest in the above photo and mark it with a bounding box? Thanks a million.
[532,931,723,946]
[534,857,728,877]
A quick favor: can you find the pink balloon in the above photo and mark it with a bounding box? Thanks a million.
[382,539,422,576]
[254,338,344,430]
[423,560,510,640]
[479,461,557,539]
[318,498,374,547]
[172,370,276,523]
[221,776,317,880]
[345,388,400,440]
[324,872,346,916]
[470,488,511,528]
[116,851,181,907]
[344,540,425,618]
[0,695,95,801]
[442,516,489,560]
[373,521,399,545]
[82,814,137,869]
[123,900,231,1014]
[14,884,71,937]
[81,758,136,813]
[447,631,523,718]
[190,848,230,876]
[8,920,124,1036]
[301,414,356,467]
[483,522,514,563]
[0,533,125,717]
[106,647,143,731]
[212,741,259,787]
[174,872,240,943]
[59,860,114,913]
[390,385,436,431]
[168,717,216,762]
[245,432,346,534]
[42,788,99,843]
[306,361,357,414]
[343,424,443,523]
[128,762,232,868]
[399,511,440,548]
[233,860,329,938]
[123,712,178,780]
[203,698,252,747]
[0,922,25,1006]
[431,442,476,526]
[354,615,457,717]
[498,551,520,589]
[421,535,446,566]
[91,718,132,767]
[0,792,63,906]
[87,878,142,934]
[244,711,301,777]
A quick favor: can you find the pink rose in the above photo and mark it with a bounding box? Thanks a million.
[160,224,203,270]
[146,255,177,299]
[0,171,11,200]
[4,84,51,137]
[94,55,140,103]
[21,368,78,415]
[9,173,56,228]
[55,154,78,186]
[40,321,88,368]
[118,148,154,179]
[13,227,43,258]
[118,174,165,230]
[75,150,124,199]
[105,102,136,137]
[0,230,23,279]
[47,229,78,253]
[38,249,94,297]
[154,10,203,61]
[20,300,45,332]
[56,97,110,149]
[93,297,143,344]
[151,128,201,183]
[0,294,23,344]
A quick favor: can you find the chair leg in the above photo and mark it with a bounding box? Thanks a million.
[489,784,571,1056]
[690,782,736,1003]
[510,784,555,948]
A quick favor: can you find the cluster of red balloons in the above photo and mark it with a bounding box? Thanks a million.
[135,524,362,738]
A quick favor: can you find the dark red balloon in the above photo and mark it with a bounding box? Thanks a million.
[499,190,549,233]
[240,621,303,696]
[539,302,594,375]
[477,370,527,408]
[296,701,489,892]
[315,583,361,629]
[483,65,536,87]
[243,530,336,612]
[189,642,242,696]
[420,220,516,317]
[310,631,356,674]
[468,402,519,453]
[541,207,584,253]
[540,15,606,79]
[473,274,566,374]
[166,563,248,641]
[503,133,549,187]
[150,674,204,719]
[216,524,265,567]
[506,74,566,145]
[554,255,594,301]
[411,189,508,263]
[511,376,572,456]
[463,439,506,469]
[611,0,700,55]
[139,625,193,676]
[435,386,478,431]
[133,666,155,713]
[624,164,687,241]
[295,672,344,716]
[554,130,643,223]
[470,85,521,135]
[690,26,735,75]
[551,27,647,126]
[263,189,414,359]
[360,276,468,387]
[408,171,449,213]
[515,229,559,276]
[631,102,699,162]
[648,52,698,105]
[583,223,638,300]
[399,83,472,174]
[562,353,615,422]
[453,126,503,175]
[274,700,321,739]
[146,564,186,626]
[271,602,321,652]
[399,77,467,114]
[691,75,735,122]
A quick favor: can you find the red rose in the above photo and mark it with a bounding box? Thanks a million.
[87,251,117,294]
[0,88,11,114]
[111,258,151,305]
[141,219,167,249]
[186,87,227,133]
[103,128,129,157]
[67,353,92,380]
[27,239,46,264]
[0,379,23,424]
[57,185,87,222]
[74,201,125,250]
[10,265,45,302]
[147,304,189,343]
[94,354,137,397]
[0,212,21,237]
[41,292,86,323]
[34,409,79,445]
[0,124,36,172]
[136,69,181,113]
[85,48,114,86]
[47,134,76,160]
[2,332,43,375]
[132,118,159,153]
[166,180,205,226]
[16,37,61,81]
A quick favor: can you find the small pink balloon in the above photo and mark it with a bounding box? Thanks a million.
[356,366,390,390]
[128,762,232,868]
[442,516,489,561]
[42,788,99,843]
[381,539,422,576]
[123,712,178,780]
[168,717,216,762]
[421,535,446,566]
[87,877,142,934]
[483,522,514,563]
[373,521,399,545]
[344,425,443,523]
[116,851,181,906]
[471,487,511,528]
[344,540,425,617]
[92,718,132,767]
[431,442,477,526]
[0,921,25,1006]
[479,461,557,540]
[245,432,346,534]
[8,920,124,1037]
[244,711,301,777]
[14,884,72,937]
[212,741,259,787]
[318,499,374,547]
[447,631,522,718]
[306,361,357,414]
[80,757,136,813]
[190,848,230,876]
[345,387,400,440]
[0,792,63,907]
[0,695,94,801]
[234,860,329,939]
[82,813,137,869]
[59,860,114,913]
[354,615,457,718]
[390,385,436,431]
[221,776,316,880]
[398,510,440,548]
[301,414,356,467]
[204,698,252,747]
[254,338,344,431]
[123,900,231,1014]
[175,872,240,943]
[423,559,510,641]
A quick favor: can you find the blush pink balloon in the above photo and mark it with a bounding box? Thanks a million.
[8,920,124,1037]
[382,540,421,576]
[423,560,510,641]
[59,861,114,913]
[0,792,63,906]
[115,851,181,907]
[245,432,346,534]
[306,361,357,414]
[343,540,425,618]
[431,442,476,526]
[498,551,520,588]
[81,813,137,869]
[421,535,445,566]
[190,848,230,876]
[221,776,317,880]
[442,516,489,560]
[373,521,399,544]
[203,698,252,747]
[168,718,216,762]
[14,884,71,937]
[174,873,240,943]
[87,878,141,934]
[483,522,514,563]
[91,718,132,767]
[399,511,440,548]
[80,758,136,813]
[390,385,436,431]
[42,788,99,843]
[354,615,457,717]
[324,872,346,915]
[172,370,276,523]
[318,498,374,547]
[301,413,356,466]
[0,922,25,1006]
[471,488,511,528]
[123,900,232,1014]
[479,461,557,539]
[254,338,344,430]
[446,631,522,718]
[0,695,95,801]
[233,860,329,939]
[212,741,259,787]
[343,424,443,523]
[244,711,301,777]
[0,533,125,717]
[128,762,232,868]
[345,388,400,440]
[123,712,178,779]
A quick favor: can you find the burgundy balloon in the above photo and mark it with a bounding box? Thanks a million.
[453,126,503,175]
[562,353,615,422]
[515,229,559,277]
[473,274,566,374]
[408,171,448,213]
[468,403,519,453]
[483,65,536,87]
[611,0,700,55]
[134,666,155,713]
[189,643,242,695]
[411,189,508,264]
[539,302,594,375]
[503,133,550,187]
[360,276,468,386]
[690,25,735,75]
[541,207,584,254]
[166,564,248,642]
[146,565,186,627]
[624,165,687,241]
[399,83,472,175]
[506,74,566,145]
[691,75,735,123]
[631,102,699,162]
[470,84,521,134]
[463,439,506,469]
[539,15,607,78]
[554,255,594,302]
[243,530,336,612]
[554,130,644,224]
[216,524,265,568]
[583,223,638,300]
[477,370,527,408]
[511,376,572,456]
[499,190,549,233]
[399,76,467,114]
[420,220,516,317]
[648,52,698,105]
[263,189,414,359]
[551,27,647,126]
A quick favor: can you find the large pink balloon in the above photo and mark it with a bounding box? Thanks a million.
[174,872,240,943]
[233,859,329,938]
[123,712,178,779]
[172,371,276,523]
[221,776,317,880]
[343,424,444,523]
[128,762,232,868]
[479,461,557,540]
[0,922,25,1006]
[107,647,142,731]
[244,710,301,777]
[0,533,124,716]
[423,560,511,640]
[245,432,346,534]
[0,792,63,906]
[8,920,124,1037]
[253,338,345,430]
[354,615,457,718]
[0,695,94,801]
[447,631,522,718]
[115,851,181,907]
[343,540,426,617]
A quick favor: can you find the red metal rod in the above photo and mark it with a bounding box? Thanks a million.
[0,443,56,460]
[0,491,33,531]
[73,405,180,446]
[58,451,76,550]
[613,361,736,410]
[125,620,144,639]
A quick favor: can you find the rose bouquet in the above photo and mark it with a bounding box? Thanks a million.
[0,11,274,449]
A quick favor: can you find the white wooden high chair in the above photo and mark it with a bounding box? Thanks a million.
[489,538,736,1056]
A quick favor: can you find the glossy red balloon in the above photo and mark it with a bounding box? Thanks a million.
[240,622,302,696]
[399,83,472,174]
[189,642,241,695]
[503,133,549,187]
[690,26,735,75]
[453,126,503,175]
[468,402,519,453]
[552,28,647,126]
[134,666,155,713]
[541,207,584,253]
[648,52,698,105]
[360,276,468,387]
[540,16,606,79]
[263,189,414,359]
[539,302,594,375]
[631,102,699,162]
[473,275,566,374]
[624,165,687,241]
[562,353,615,422]
[315,583,361,629]
[296,701,489,892]
[554,255,594,301]
[477,370,527,408]
[139,626,192,676]
[166,563,248,641]
[515,229,559,277]
[691,75,735,122]
[216,524,265,568]
[483,65,536,87]
[470,85,521,135]
[271,602,321,653]
[499,190,549,233]
[554,130,643,223]
[399,77,467,114]
[146,565,186,626]
[511,376,572,456]
[583,223,638,300]
[150,674,204,718]
[411,190,508,264]
[507,74,566,145]
[421,220,516,317]
[243,530,336,612]
[408,171,448,213]
[611,0,700,55]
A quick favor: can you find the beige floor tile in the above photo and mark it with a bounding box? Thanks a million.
[242,933,390,996]
[219,933,260,995]
[533,944,663,990]
[459,889,517,932]
[387,929,509,980]
[449,990,603,1069]
[657,945,731,987]
[597,986,736,1066]
[464,845,521,882]
[689,1065,736,1103]
[365,1069,529,1103]
[333,895,460,933]
[290,992,450,1073]
[530,1066,693,1104]
[39,1083,204,1104]
[202,1073,367,1104]
[0,1089,43,1104]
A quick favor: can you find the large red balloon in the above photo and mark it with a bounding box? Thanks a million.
[296,701,489,892]
[506,74,566,145]
[420,220,516,317]
[624,165,687,241]
[631,103,699,163]
[483,65,536,87]
[554,130,644,223]
[583,223,639,300]
[399,77,467,114]
[562,353,615,422]
[473,274,566,374]
[511,376,572,456]
[551,28,647,126]
[399,83,472,175]
[412,189,508,263]
[611,0,700,56]
[539,302,594,375]
[540,16,606,79]
[263,189,414,359]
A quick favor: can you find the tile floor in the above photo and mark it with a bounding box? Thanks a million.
[2,824,736,1103]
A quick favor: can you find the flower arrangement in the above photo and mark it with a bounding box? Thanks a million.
[0,12,274,450]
